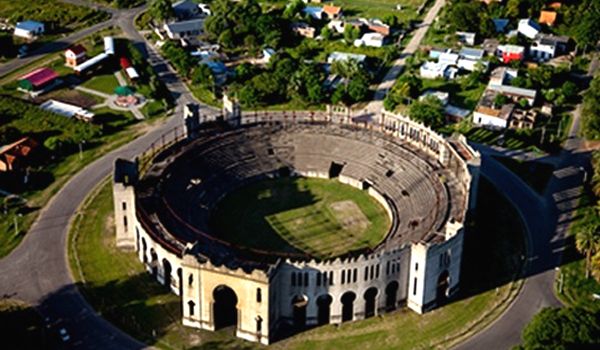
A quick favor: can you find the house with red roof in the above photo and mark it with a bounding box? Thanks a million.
[0,137,38,172]
[323,5,342,20]
[18,67,60,95]
[65,45,87,68]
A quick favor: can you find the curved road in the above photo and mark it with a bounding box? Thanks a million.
[0,0,588,349]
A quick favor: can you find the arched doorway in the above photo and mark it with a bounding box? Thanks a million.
[177,268,183,296]
[162,259,172,288]
[213,285,238,330]
[292,295,308,329]
[385,281,399,311]
[437,270,450,304]
[363,287,378,318]
[141,238,147,263]
[341,291,356,322]
[316,294,333,325]
[150,249,158,276]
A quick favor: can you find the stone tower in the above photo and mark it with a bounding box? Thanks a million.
[222,94,241,127]
[183,103,201,139]
[112,158,138,250]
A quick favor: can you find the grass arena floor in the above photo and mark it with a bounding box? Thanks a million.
[209,177,391,259]
[69,178,525,350]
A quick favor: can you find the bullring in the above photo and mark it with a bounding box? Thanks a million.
[112,102,480,345]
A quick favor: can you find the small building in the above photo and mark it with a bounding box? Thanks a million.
[538,10,557,27]
[104,36,115,55]
[497,44,525,63]
[420,62,457,80]
[444,104,471,122]
[65,45,87,68]
[354,32,386,47]
[120,57,139,80]
[13,20,44,40]
[509,108,538,129]
[327,51,366,65]
[439,52,459,65]
[457,58,488,72]
[489,67,518,86]
[74,53,109,74]
[517,19,541,39]
[261,48,276,63]
[18,67,59,94]
[428,47,448,60]
[39,99,95,122]
[164,18,204,40]
[366,19,390,36]
[172,0,200,19]
[473,103,515,129]
[0,137,38,172]
[302,6,323,20]
[459,47,485,61]
[419,90,449,105]
[529,34,570,62]
[327,20,345,33]
[323,5,342,20]
[482,38,500,56]
[492,19,509,33]
[456,31,476,46]
[487,84,537,106]
[292,22,316,39]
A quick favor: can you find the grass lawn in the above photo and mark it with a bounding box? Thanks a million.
[556,191,600,313]
[0,0,108,34]
[70,174,524,350]
[494,157,556,195]
[0,104,142,258]
[0,299,47,349]
[210,177,390,259]
[81,74,120,95]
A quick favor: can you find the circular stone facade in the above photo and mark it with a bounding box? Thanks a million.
[112,111,480,345]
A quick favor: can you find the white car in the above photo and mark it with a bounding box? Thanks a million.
[59,328,70,342]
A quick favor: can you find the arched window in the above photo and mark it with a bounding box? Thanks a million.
[256,288,262,303]
[188,300,195,316]
[256,316,263,333]
[188,274,194,287]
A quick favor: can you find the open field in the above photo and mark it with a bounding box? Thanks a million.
[70,176,524,350]
[80,73,120,95]
[210,177,390,259]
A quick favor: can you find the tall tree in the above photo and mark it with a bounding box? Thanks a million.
[575,222,600,278]
[149,0,174,22]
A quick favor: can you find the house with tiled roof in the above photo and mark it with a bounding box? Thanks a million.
[538,10,557,26]
[0,137,38,172]
[65,45,87,68]
[323,5,342,20]
[18,67,60,93]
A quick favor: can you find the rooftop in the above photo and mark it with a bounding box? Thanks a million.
[19,67,59,87]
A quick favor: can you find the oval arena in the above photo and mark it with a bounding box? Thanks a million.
[112,104,481,345]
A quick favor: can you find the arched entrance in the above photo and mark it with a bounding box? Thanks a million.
[141,238,147,263]
[316,294,333,325]
[292,295,308,329]
[177,268,183,296]
[150,248,158,276]
[162,258,172,288]
[213,285,238,330]
[341,291,356,322]
[437,270,450,304]
[385,281,399,311]
[363,287,378,318]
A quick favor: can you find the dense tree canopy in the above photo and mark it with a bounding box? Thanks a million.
[408,96,445,129]
[148,0,175,22]
[516,307,600,350]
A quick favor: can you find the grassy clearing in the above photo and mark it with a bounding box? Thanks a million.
[81,74,120,95]
[70,175,524,350]
[556,191,600,313]
[210,177,390,259]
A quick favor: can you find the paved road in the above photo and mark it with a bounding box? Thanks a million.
[365,0,446,114]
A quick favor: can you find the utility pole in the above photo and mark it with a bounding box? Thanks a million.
[14,215,18,236]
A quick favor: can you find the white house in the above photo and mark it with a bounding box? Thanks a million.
[327,51,367,65]
[327,20,345,33]
[420,62,457,80]
[419,90,449,105]
[459,47,485,61]
[164,18,204,40]
[487,84,537,106]
[13,20,44,40]
[456,31,476,45]
[517,19,541,39]
[354,32,385,47]
[528,34,569,62]
[40,100,95,122]
[473,103,515,128]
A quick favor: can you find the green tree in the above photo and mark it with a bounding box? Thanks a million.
[284,0,305,19]
[347,73,370,103]
[148,0,174,22]
[320,26,333,41]
[409,96,445,129]
[519,307,600,349]
[494,94,509,107]
[192,64,215,90]
[343,24,360,43]
[576,222,600,278]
